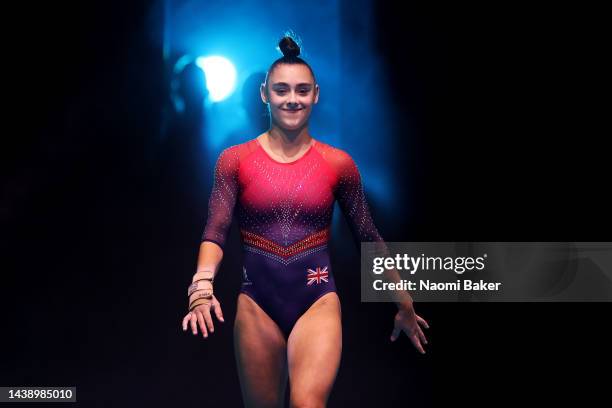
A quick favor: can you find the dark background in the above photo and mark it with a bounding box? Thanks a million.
[2,1,609,406]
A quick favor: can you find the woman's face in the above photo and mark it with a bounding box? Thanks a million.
[261,63,319,131]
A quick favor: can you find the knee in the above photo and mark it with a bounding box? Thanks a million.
[244,394,283,408]
[290,394,326,408]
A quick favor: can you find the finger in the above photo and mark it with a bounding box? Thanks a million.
[203,306,215,333]
[409,333,426,354]
[416,314,430,329]
[213,299,225,323]
[190,312,198,335]
[417,326,428,345]
[182,313,192,331]
[196,310,208,338]
[390,326,401,342]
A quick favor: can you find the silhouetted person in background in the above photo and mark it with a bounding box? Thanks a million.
[158,61,212,244]
[224,71,269,146]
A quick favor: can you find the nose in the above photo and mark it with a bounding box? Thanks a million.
[287,91,299,107]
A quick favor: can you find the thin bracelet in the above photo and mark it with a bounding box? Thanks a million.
[189,303,211,312]
[189,289,213,302]
[190,299,211,310]
[189,298,212,311]
[188,280,213,297]
[193,270,215,283]
[189,291,213,305]
[189,298,212,309]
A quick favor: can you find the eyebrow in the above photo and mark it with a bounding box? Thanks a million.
[271,82,314,88]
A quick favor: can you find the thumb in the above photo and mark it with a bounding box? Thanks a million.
[390,327,401,342]
[213,298,225,322]
[215,303,225,322]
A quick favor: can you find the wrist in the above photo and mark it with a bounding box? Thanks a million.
[390,289,414,311]
[193,268,215,283]
[188,279,213,297]
[395,299,414,312]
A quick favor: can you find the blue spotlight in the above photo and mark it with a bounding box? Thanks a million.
[196,56,237,102]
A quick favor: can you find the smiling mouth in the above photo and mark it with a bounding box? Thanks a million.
[281,108,302,112]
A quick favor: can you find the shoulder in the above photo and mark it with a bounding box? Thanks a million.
[217,138,259,166]
[314,139,359,174]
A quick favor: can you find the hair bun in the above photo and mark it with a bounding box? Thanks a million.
[279,36,300,58]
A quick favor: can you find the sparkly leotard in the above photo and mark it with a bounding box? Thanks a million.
[201,137,385,338]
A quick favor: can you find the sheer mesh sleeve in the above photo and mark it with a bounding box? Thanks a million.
[334,152,388,253]
[201,146,240,251]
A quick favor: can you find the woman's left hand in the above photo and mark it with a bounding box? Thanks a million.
[390,305,430,354]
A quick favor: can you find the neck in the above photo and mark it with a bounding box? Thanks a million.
[266,124,312,152]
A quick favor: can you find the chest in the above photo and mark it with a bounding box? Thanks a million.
[237,157,339,212]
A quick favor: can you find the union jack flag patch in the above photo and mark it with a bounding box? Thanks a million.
[306,266,329,285]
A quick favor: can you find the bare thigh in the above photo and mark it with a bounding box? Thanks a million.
[234,293,288,408]
[287,292,342,408]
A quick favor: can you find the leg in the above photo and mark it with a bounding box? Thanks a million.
[287,292,342,408]
[234,293,289,408]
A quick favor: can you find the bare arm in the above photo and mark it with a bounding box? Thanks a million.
[334,151,429,352]
[193,241,224,282]
[182,146,240,337]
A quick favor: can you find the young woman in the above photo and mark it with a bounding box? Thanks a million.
[182,35,429,408]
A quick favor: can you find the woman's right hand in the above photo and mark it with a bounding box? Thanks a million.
[182,294,225,338]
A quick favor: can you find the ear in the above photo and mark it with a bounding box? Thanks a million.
[260,83,268,104]
[314,84,320,104]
